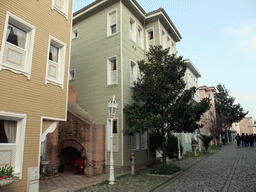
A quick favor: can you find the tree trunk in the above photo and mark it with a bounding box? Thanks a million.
[162,138,167,166]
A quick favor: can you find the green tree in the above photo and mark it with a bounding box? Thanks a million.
[214,84,248,138]
[198,134,214,151]
[124,46,211,165]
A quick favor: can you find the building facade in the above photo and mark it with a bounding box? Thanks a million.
[70,0,182,173]
[239,117,256,135]
[0,1,73,191]
[179,59,201,154]
[199,86,216,136]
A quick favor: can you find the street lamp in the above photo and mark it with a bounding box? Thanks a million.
[108,95,118,185]
[178,133,181,160]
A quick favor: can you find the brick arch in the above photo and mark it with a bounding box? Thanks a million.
[59,139,86,158]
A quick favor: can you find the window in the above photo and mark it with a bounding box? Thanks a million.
[0,112,26,179]
[129,17,136,42]
[72,28,78,40]
[130,60,138,87]
[131,134,139,150]
[69,69,75,80]
[0,12,35,79]
[45,36,66,88]
[146,28,154,51]
[138,25,144,48]
[141,132,148,149]
[107,119,118,151]
[52,0,69,19]
[107,56,117,85]
[107,9,117,36]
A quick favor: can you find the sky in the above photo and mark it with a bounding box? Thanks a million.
[73,0,256,119]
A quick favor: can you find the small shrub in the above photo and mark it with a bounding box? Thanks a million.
[198,134,214,151]
[150,164,181,175]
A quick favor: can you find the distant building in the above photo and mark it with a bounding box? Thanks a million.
[239,117,256,134]
[199,86,216,136]
[179,59,201,154]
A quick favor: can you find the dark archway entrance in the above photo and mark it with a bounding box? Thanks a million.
[59,147,81,172]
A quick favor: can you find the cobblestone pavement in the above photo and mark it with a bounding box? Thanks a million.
[75,149,218,192]
[40,143,255,192]
[155,143,256,192]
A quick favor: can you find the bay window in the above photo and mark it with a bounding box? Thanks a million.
[0,12,35,79]
[0,112,26,179]
[107,119,118,151]
[45,36,66,88]
[52,0,69,19]
[129,17,136,42]
[107,9,117,36]
[138,25,144,48]
[130,60,138,87]
[146,28,154,51]
[107,56,117,85]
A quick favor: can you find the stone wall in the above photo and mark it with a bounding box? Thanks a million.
[45,111,105,176]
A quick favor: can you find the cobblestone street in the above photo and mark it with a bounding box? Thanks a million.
[155,143,256,192]
[40,143,256,192]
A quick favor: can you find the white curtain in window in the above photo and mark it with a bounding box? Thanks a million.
[55,0,63,9]
[16,28,26,49]
[6,25,26,49]
[4,121,17,143]
[49,45,58,63]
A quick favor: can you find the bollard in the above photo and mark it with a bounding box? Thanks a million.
[130,153,135,175]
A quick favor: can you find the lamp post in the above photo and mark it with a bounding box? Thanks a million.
[178,133,181,160]
[108,95,118,185]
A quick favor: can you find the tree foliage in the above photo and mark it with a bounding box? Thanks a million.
[198,134,214,151]
[124,46,211,165]
[214,84,248,135]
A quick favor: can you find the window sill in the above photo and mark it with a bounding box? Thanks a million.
[52,6,68,20]
[107,83,118,87]
[107,33,118,39]
[1,64,31,79]
[138,46,144,51]
[45,79,64,89]
[13,172,22,179]
[141,148,148,151]
[129,38,137,44]
[132,149,139,151]
[107,150,119,153]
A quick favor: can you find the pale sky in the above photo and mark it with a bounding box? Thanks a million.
[73,0,256,119]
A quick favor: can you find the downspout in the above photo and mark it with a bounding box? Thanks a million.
[120,0,124,167]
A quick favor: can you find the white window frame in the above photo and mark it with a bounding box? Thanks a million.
[137,25,144,49]
[72,28,78,40]
[0,11,35,79]
[107,118,118,152]
[131,134,139,150]
[69,69,75,81]
[107,56,118,85]
[130,60,138,87]
[141,131,148,150]
[0,111,26,179]
[52,0,69,20]
[107,9,117,37]
[45,35,66,89]
[129,16,136,42]
[146,28,154,51]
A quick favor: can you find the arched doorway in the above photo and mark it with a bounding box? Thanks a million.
[59,146,81,172]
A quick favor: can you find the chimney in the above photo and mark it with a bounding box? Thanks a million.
[68,86,77,103]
